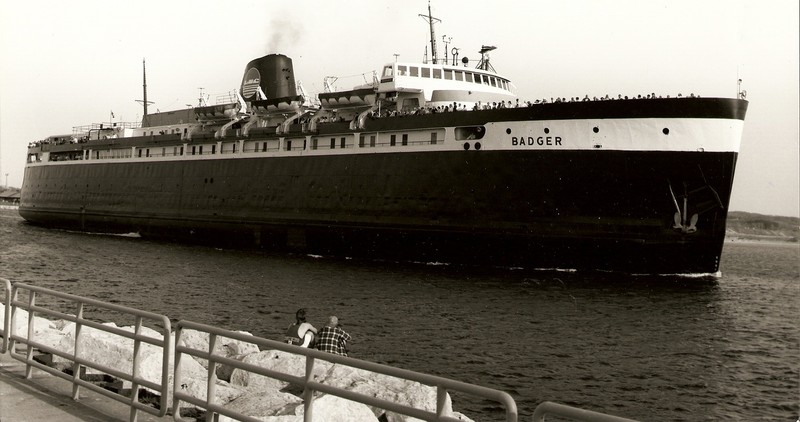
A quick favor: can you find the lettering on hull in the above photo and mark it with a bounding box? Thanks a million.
[511,136,563,146]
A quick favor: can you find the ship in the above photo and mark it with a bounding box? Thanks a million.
[19,8,748,275]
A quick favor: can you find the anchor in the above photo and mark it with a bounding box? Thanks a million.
[668,181,699,233]
[667,166,725,234]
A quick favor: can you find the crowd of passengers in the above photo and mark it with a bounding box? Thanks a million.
[29,92,701,148]
[366,92,701,118]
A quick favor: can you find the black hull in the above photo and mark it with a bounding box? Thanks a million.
[20,148,737,274]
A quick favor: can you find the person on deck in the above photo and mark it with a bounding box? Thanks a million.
[284,308,317,347]
[315,316,352,356]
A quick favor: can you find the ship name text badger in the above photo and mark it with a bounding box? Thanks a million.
[511,136,563,146]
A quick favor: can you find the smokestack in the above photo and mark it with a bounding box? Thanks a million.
[240,54,297,101]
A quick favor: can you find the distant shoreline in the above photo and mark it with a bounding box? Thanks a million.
[725,236,798,246]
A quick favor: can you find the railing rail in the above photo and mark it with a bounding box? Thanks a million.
[532,401,639,422]
[173,319,519,422]
[1,277,10,353]
[7,282,172,421]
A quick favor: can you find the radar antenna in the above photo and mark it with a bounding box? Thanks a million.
[477,46,497,72]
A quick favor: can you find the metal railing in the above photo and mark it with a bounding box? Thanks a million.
[1,277,10,353]
[1,279,640,422]
[532,401,639,422]
[173,319,519,422]
[7,283,172,422]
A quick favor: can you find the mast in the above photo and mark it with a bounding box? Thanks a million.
[142,59,149,117]
[419,1,441,64]
[136,58,154,125]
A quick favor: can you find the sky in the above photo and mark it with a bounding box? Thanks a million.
[1,0,798,217]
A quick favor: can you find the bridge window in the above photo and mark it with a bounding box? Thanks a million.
[433,68,442,79]
[454,71,463,81]
[465,72,474,83]
[397,65,408,76]
[422,67,431,78]
[382,65,394,79]
[410,66,419,77]
[444,70,453,80]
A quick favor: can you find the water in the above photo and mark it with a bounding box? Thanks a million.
[1,209,797,421]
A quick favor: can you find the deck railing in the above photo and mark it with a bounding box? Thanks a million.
[6,283,172,421]
[173,319,519,422]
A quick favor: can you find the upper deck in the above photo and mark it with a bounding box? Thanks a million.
[377,61,516,108]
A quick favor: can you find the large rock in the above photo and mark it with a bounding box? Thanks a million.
[230,351,455,422]
[218,393,377,422]
[54,323,245,408]
[0,307,63,350]
[319,364,453,422]
[177,328,260,379]
[230,350,333,394]
[217,391,301,421]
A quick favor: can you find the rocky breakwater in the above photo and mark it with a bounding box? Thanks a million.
[1,304,475,421]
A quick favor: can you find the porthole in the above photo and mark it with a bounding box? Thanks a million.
[475,142,482,150]
[506,128,512,134]
[544,128,550,134]
[592,127,599,133]
[662,128,670,135]
[463,142,470,150]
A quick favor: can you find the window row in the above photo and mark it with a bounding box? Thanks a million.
[383,65,510,91]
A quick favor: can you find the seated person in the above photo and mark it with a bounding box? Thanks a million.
[284,308,317,347]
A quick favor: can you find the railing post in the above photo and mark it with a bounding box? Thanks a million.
[303,355,316,422]
[7,285,18,356]
[1,278,10,354]
[436,386,448,420]
[24,290,36,379]
[205,333,219,422]
[72,302,84,400]
[129,316,144,422]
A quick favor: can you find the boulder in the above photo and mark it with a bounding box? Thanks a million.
[218,393,377,422]
[230,350,332,394]
[54,323,245,408]
[319,364,453,422]
[216,391,301,421]
[1,308,62,348]
[177,328,260,376]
